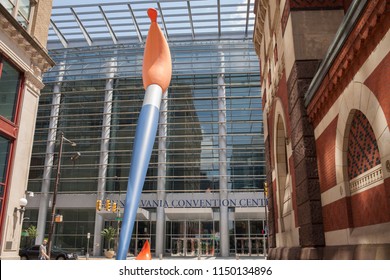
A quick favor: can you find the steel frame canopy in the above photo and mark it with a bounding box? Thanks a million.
[48,0,255,49]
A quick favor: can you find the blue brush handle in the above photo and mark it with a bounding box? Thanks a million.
[116,84,162,260]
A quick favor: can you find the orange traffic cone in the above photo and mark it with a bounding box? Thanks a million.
[135,240,152,260]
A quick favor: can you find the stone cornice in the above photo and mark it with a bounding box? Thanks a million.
[253,0,269,58]
[0,5,55,73]
[306,0,389,126]
[25,71,45,93]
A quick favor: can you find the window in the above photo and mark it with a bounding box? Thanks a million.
[1,0,32,29]
[0,57,22,122]
[0,56,23,227]
[0,136,11,227]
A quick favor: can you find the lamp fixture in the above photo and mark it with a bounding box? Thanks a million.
[14,197,28,214]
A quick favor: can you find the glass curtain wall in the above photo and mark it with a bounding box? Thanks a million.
[26,40,264,252]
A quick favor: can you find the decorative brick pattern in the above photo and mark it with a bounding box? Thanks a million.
[347,110,381,180]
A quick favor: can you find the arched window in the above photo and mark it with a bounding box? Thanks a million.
[347,110,382,194]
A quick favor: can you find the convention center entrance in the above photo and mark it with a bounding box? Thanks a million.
[167,220,219,257]
[166,219,267,257]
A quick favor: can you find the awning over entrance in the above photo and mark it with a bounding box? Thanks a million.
[234,207,265,220]
[165,208,213,220]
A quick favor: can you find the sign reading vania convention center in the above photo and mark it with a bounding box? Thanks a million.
[138,198,267,208]
[106,192,267,209]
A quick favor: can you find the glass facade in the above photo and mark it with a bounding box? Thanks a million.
[25,39,265,255]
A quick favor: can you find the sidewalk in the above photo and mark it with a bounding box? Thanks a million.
[77,255,266,261]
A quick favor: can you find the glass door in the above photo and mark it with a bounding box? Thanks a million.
[169,220,216,257]
[235,238,250,255]
[171,238,185,256]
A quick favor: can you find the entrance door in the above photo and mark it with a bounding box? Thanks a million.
[169,221,216,257]
[235,238,265,256]
[199,238,215,256]
[249,238,264,256]
[235,238,250,255]
[171,237,215,256]
[171,238,185,256]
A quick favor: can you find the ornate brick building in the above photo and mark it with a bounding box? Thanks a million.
[253,0,389,259]
[0,0,54,259]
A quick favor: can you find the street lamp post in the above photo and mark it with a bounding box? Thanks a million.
[47,132,78,258]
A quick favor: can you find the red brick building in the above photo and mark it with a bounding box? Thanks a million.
[253,0,389,259]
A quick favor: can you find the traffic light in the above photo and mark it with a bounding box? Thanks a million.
[264,182,268,197]
[105,199,111,211]
[96,200,102,211]
[112,202,117,213]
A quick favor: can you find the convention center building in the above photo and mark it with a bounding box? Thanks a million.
[22,1,266,257]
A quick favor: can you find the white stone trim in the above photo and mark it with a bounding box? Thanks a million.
[314,97,340,139]
[325,222,390,246]
[0,38,30,72]
[321,182,347,207]
[349,165,383,195]
[24,71,44,93]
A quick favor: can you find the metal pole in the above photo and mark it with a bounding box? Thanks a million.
[86,233,90,260]
[47,132,64,258]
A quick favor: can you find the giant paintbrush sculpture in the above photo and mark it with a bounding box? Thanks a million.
[116,8,172,260]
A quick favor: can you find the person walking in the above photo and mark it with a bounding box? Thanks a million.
[39,239,49,260]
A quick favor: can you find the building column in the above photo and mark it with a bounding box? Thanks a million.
[36,61,65,244]
[288,61,325,255]
[218,74,229,257]
[155,89,168,257]
[93,59,116,256]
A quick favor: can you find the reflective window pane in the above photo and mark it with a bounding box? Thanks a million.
[0,59,21,122]
[0,136,11,183]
